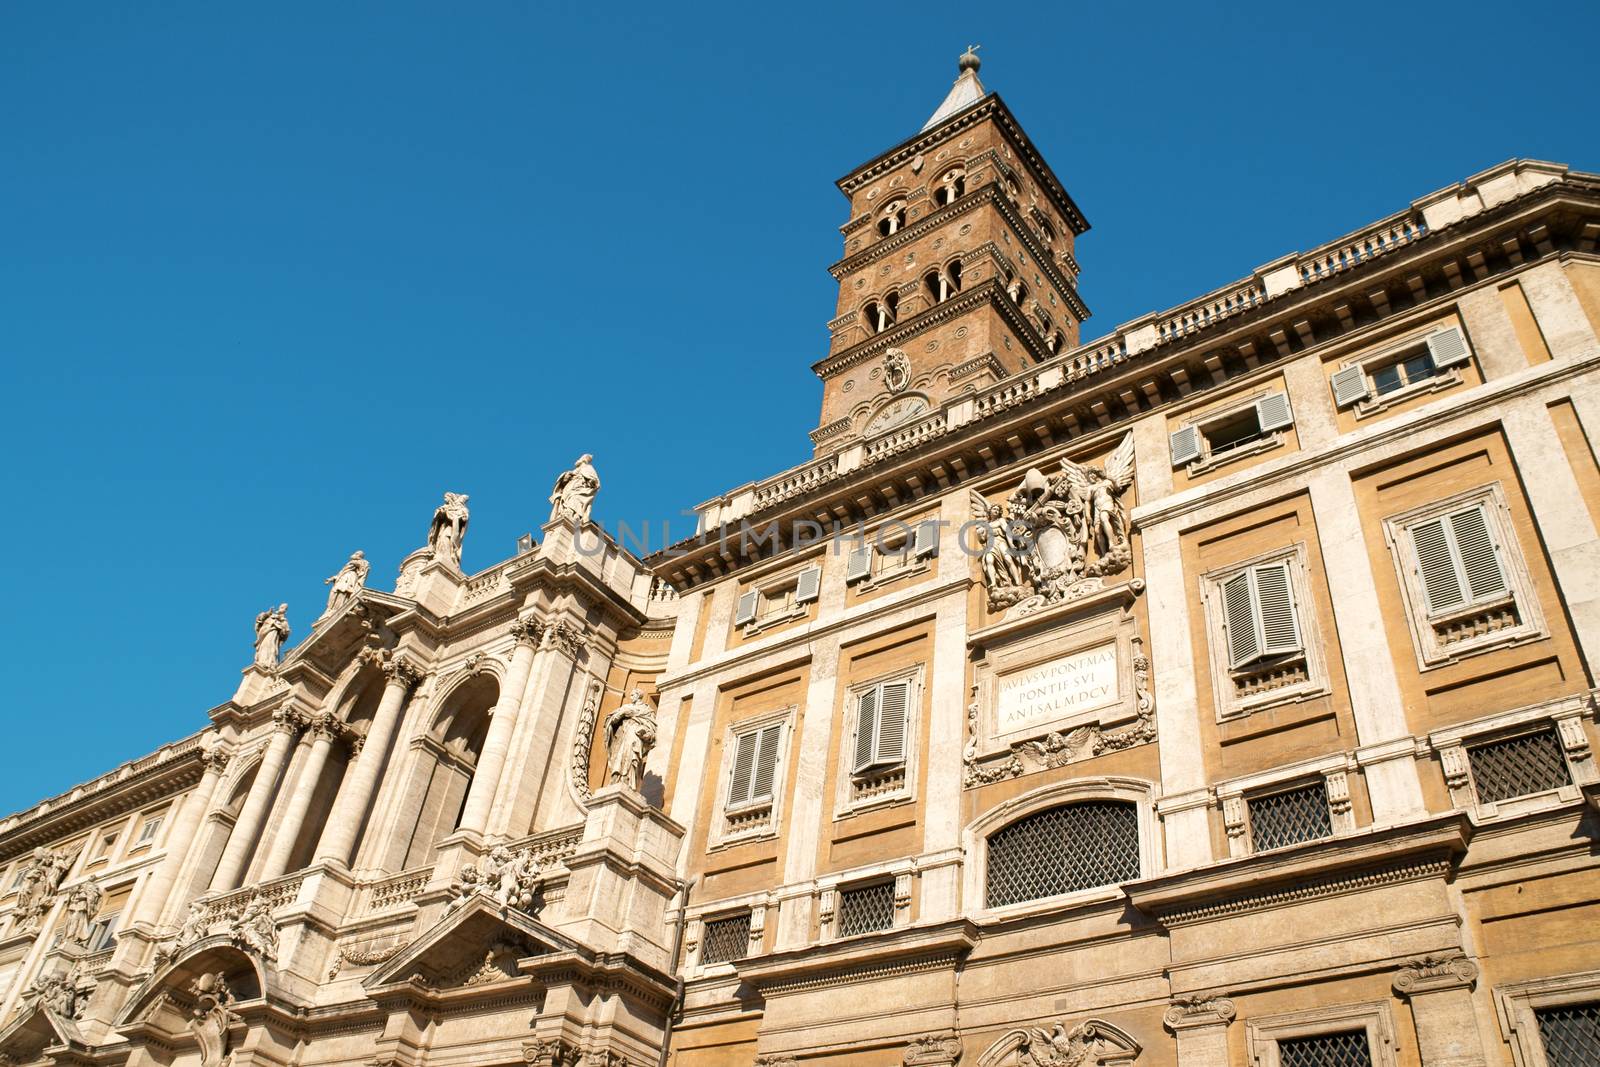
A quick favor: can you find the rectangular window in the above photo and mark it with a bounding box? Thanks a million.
[1170,391,1293,470]
[1203,544,1325,719]
[1536,1003,1600,1067]
[86,913,119,953]
[835,881,895,937]
[1247,781,1333,852]
[726,723,783,810]
[1221,561,1302,668]
[699,913,752,966]
[1466,728,1572,804]
[1276,1030,1373,1067]
[1331,326,1471,411]
[134,814,164,846]
[853,679,910,774]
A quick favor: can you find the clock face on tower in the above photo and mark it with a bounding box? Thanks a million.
[864,394,930,435]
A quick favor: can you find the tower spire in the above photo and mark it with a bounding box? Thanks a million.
[922,45,987,131]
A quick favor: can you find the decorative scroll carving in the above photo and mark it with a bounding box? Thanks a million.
[571,679,603,805]
[1163,994,1236,1031]
[322,550,370,619]
[253,603,290,669]
[361,647,423,689]
[753,1057,798,1067]
[510,617,546,648]
[963,688,1022,787]
[905,1032,964,1065]
[524,1037,579,1067]
[604,688,657,792]
[970,432,1136,616]
[544,621,587,659]
[188,971,240,1067]
[11,847,71,932]
[883,347,911,393]
[445,845,543,915]
[549,454,600,524]
[1393,954,1479,995]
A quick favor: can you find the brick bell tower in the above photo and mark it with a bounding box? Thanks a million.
[811,48,1091,456]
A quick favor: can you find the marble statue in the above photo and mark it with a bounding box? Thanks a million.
[428,492,471,569]
[970,432,1137,614]
[604,688,658,793]
[13,847,70,932]
[188,971,239,1067]
[445,845,543,914]
[321,551,370,619]
[60,880,103,947]
[252,603,290,668]
[174,900,210,951]
[233,895,279,962]
[22,967,84,1019]
[549,455,600,524]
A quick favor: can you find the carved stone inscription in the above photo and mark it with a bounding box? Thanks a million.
[995,643,1119,736]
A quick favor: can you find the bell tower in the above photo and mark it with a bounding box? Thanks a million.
[811,49,1091,456]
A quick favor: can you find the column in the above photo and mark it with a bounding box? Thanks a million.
[456,618,543,836]
[1306,468,1427,821]
[1393,956,1489,1066]
[314,654,422,866]
[209,707,302,891]
[256,713,340,880]
[1164,996,1236,1067]
[123,743,229,935]
[494,621,584,838]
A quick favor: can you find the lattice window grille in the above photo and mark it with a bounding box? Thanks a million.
[1247,781,1333,852]
[1536,1003,1600,1067]
[1276,1030,1373,1067]
[698,913,751,966]
[984,801,1140,909]
[1467,727,1571,804]
[835,881,895,937]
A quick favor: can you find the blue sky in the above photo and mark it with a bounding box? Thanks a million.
[1,2,1595,814]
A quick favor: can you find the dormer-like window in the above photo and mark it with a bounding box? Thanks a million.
[877,200,907,237]
[935,167,966,206]
[923,259,962,304]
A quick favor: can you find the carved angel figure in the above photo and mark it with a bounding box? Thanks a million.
[23,967,84,1019]
[13,847,69,931]
[253,603,290,668]
[232,896,278,962]
[60,880,104,947]
[549,454,600,524]
[444,862,484,912]
[428,492,471,569]
[604,688,658,793]
[321,551,370,619]
[968,490,1031,609]
[175,900,211,950]
[1057,431,1136,572]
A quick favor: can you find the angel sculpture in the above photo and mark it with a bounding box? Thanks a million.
[968,491,1031,609]
[1057,431,1136,575]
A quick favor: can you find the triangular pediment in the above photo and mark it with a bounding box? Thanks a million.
[0,1002,86,1064]
[279,591,417,680]
[363,895,585,994]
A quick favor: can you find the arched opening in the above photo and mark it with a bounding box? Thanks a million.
[923,259,962,305]
[194,767,258,893]
[864,292,899,334]
[284,663,384,873]
[399,673,498,869]
[876,199,907,237]
[935,166,966,206]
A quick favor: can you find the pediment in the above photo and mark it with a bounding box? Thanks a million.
[363,895,584,995]
[0,1003,86,1065]
[280,592,415,681]
[116,939,268,1030]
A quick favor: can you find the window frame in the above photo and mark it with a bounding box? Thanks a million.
[1495,969,1600,1067]
[835,666,924,817]
[844,519,940,592]
[815,859,915,942]
[735,563,822,636]
[708,706,796,849]
[1217,754,1357,857]
[1199,542,1330,721]
[1382,483,1545,670]
[1170,389,1295,475]
[1429,698,1594,820]
[1330,325,1471,418]
[1246,1001,1397,1067]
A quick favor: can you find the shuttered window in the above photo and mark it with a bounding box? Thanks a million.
[795,565,822,604]
[734,590,760,626]
[853,679,911,774]
[1410,504,1508,615]
[845,547,873,584]
[1220,561,1302,669]
[727,723,784,809]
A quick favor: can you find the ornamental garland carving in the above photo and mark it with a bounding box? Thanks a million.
[570,679,604,806]
[969,432,1136,618]
[962,635,1156,787]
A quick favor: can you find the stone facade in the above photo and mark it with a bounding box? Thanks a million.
[2,52,1600,1067]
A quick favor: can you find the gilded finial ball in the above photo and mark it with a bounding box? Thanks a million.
[959,44,981,74]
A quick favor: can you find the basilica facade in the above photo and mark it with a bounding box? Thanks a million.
[2,51,1599,1067]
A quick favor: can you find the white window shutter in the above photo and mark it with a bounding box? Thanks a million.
[728,730,758,807]
[1222,571,1261,668]
[845,546,873,584]
[735,590,760,626]
[1330,365,1370,408]
[1255,391,1294,433]
[1426,327,1471,368]
[795,565,822,604]
[875,680,910,766]
[752,724,782,801]
[853,687,879,773]
[912,522,939,559]
[1170,425,1202,468]
[1449,505,1507,602]
[1412,517,1465,614]
[1253,562,1301,655]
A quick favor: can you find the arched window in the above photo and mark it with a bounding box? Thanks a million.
[935,167,966,207]
[1047,330,1065,354]
[877,199,907,237]
[923,260,962,305]
[1038,218,1058,249]
[865,291,900,333]
[984,801,1139,907]
[398,673,498,869]
[1010,281,1028,307]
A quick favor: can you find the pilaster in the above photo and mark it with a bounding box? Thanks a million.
[1164,994,1236,1067]
[1392,955,1488,1067]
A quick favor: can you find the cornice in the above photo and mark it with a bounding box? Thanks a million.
[735,918,978,995]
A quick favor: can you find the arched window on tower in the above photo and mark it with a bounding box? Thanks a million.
[935,167,966,207]
[865,292,900,333]
[923,259,963,305]
[1037,217,1058,250]
[1047,330,1065,355]
[877,199,908,237]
